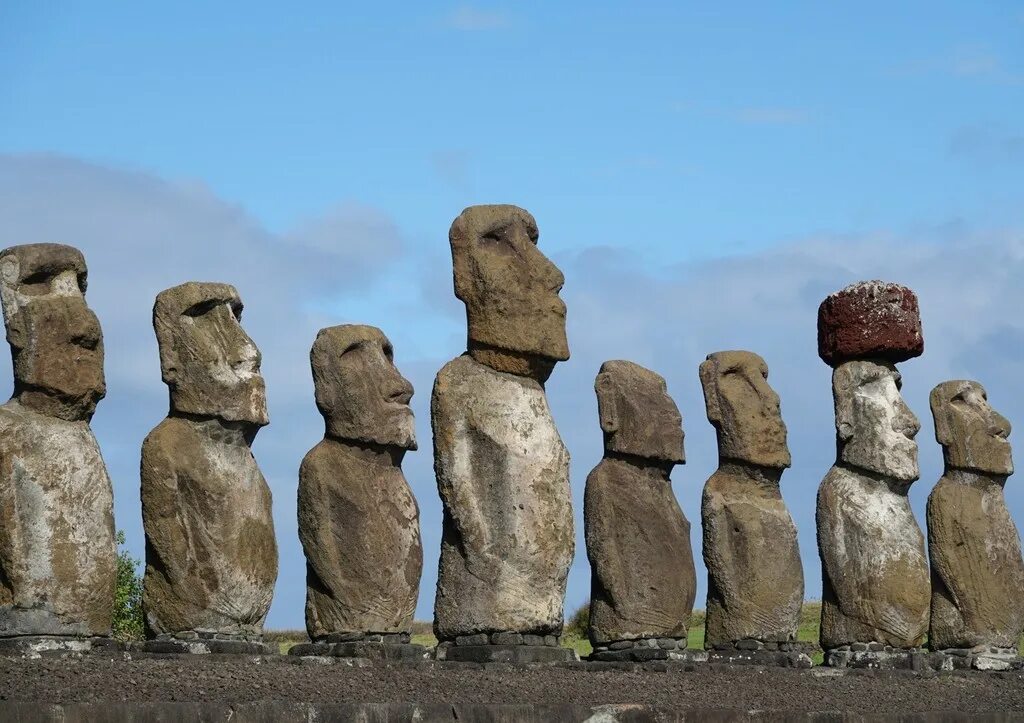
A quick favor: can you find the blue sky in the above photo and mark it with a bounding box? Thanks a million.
[1,2,1022,628]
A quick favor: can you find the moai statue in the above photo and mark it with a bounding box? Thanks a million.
[0,244,116,653]
[432,205,575,663]
[585,361,699,662]
[699,351,808,667]
[141,282,278,654]
[292,324,425,660]
[927,380,1024,670]
[816,281,930,668]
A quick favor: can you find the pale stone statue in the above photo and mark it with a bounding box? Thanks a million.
[927,380,1024,668]
[699,351,803,657]
[432,205,574,662]
[0,244,116,647]
[585,360,696,661]
[141,282,278,651]
[296,324,423,657]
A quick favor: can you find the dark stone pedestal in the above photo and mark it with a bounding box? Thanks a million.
[288,641,428,661]
[133,634,272,655]
[930,647,1022,671]
[0,635,123,657]
[825,644,926,669]
[436,643,577,663]
[589,637,707,663]
[707,639,814,668]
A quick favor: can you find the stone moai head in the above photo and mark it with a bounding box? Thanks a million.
[931,380,1012,477]
[699,350,791,470]
[833,360,921,482]
[596,360,685,465]
[450,205,569,380]
[310,324,416,450]
[153,282,267,426]
[0,243,105,422]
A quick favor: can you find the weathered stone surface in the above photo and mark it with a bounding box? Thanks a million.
[699,351,802,647]
[927,380,1024,650]
[142,282,277,638]
[450,205,569,382]
[432,354,573,640]
[299,325,421,640]
[817,360,929,651]
[817,281,923,366]
[586,361,694,646]
[0,244,116,637]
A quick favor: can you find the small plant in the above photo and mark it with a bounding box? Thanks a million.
[564,600,590,639]
[112,530,145,641]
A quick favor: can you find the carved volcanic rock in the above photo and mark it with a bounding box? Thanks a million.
[817,281,923,366]
[432,354,573,640]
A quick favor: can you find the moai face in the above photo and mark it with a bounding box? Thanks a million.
[834,360,920,482]
[596,360,685,464]
[0,244,105,421]
[699,350,791,469]
[153,282,267,426]
[931,380,1012,477]
[310,324,416,450]
[450,205,569,365]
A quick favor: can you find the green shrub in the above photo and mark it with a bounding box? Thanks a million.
[564,600,590,639]
[112,530,145,641]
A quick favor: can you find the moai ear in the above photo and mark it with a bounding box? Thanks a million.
[699,357,723,425]
[929,384,955,448]
[595,372,619,435]
[153,315,182,387]
[0,256,25,349]
[833,370,855,444]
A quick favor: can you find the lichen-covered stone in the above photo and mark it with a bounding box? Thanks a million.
[927,380,1024,650]
[699,351,802,646]
[142,282,277,638]
[817,281,923,366]
[0,243,116,637]
[299,325,422,640]
[817,360,928,650]
[585,361,694,646]
[432,355,573,639]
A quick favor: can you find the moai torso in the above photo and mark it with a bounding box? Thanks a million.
[815,282,929,650]
[432,205,574,640]
[298,325,422,639]
[584,361,693,645]
[0,244,116,638]
[141,282,277,638]
[927,381,1024,650]
[699,351,802,646]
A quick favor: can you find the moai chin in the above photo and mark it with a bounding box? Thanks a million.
[815,281,930,665]
[296,325,424,653]
[0,244,117,645]
[432,205,575,660]
[699,351,805,659]
[927,380,1024,668]
[585,360,697,661]
[141,282,278,650]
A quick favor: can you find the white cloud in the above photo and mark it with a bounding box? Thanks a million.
[445,4,511,31]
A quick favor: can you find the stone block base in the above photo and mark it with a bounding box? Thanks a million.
[289,641,427,661]
[0,635,123,657]
[931,647,1022,671]
[436,643,577,663]
[134,634,272,655]
[589,637,707,663]
[706,639,814,668]
[826,644,926,669]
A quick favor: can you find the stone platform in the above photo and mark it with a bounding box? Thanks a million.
[132,633,273,655]
[0,636,124,657]
[589,637,707,663]
[706,639,815,668]
[288,632,427,661]
[435,632,577,663]
[826,643,1024,671]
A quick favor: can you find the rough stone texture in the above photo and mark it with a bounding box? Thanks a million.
[927,380,1024,651]
[817,361,929,651]
[0,244,116,638]
[699,351,802,647]
[142,282,277,639]
[450,204,569,381]
[817,281,924,366]
[432,355,573,639]
[299,324,422,640]
[436,643,577,664]
[586,361,694,646]
[289,641,427,660]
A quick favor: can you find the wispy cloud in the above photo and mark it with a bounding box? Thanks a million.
[671,101,812,126]
[445,4,511,31]
[892,43,1022,85]
[949,124,1024,165]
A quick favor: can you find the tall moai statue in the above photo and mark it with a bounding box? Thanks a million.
[585,360,698,663]
[927,380,1024,670]
[0,244,117,652]
[432,205,575,663]
[699,351,808,667]
[141,282,278,654]
[815,281,930,668]
[292,324,425,660]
